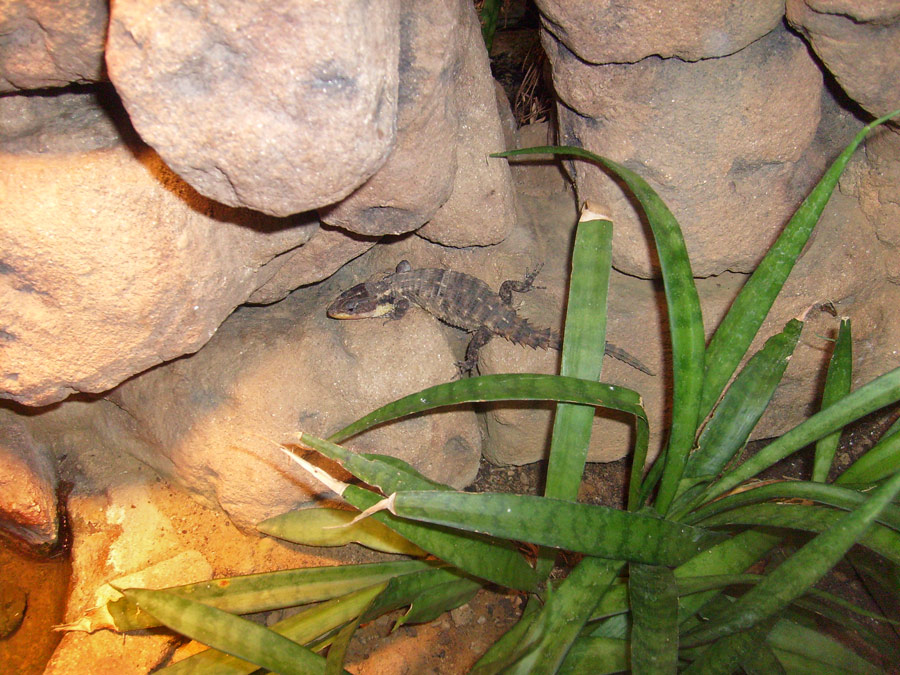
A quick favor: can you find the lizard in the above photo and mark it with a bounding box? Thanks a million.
[327,260,655,376]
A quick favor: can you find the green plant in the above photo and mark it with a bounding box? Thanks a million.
[99,110,900,673]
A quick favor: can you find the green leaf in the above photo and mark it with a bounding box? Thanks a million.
[837,418,900,485]
[814,318,853,482]
[327,373,646,447]
[697,365,900,505]
[258,507,426,556]
[683,317,803,482]
[682,463,900,646]
[497,144,705,515]
[385,491,723,566]
[159,583,387,675]
[673,529,780,623]
[340,484,540,591]
[684,480,900,532]
[546,214,614,504]
[122,588,333,675]
[510,558,624,673]
[766,618,881,674]
[540,213,615,579]
[106,559,431,631]
[629,563,678,672]
[471,595,544,674]
[700,111,900,420]
[395,577,481,627]
[681,619,776,675]
[557,636,629,674]
[694,502,900,565]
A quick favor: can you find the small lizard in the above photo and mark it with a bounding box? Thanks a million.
[327,260,654,376]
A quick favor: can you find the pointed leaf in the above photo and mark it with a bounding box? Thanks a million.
[814,318,853,481]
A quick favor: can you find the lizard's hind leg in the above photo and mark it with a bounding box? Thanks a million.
[499,263,545,305]
[456,326,493,377]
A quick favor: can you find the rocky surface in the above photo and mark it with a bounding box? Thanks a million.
[787,0,900,118]
[107,0,401,218]
[0,90,320,406]
[544,23,826,278]
[0,0,108,91]
[2,1,517,406]
[0,417,59,550]
[538,0,784,63]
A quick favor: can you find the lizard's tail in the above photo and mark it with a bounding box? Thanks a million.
[504,319,561,351]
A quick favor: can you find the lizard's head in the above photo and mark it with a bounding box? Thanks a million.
[327,282,395,319]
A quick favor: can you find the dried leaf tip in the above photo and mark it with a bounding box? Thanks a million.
[580,200,612,223]
[278,446,350,496]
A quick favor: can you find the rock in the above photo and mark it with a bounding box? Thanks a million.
[509,121,570,197]
[324,0,516,245]
[98,267,481,529]
[0,580,27,639]
[0,0,108,91]
[0,90,318,406]
[33,409,360,673]
[787,0,900,117]
[0,417,59,550]
[413,1,516,247]
[247,224,379,305]
[106,0,401,217]
[535,0,784,63]
[318,1,463,236]
[544,23,825,278]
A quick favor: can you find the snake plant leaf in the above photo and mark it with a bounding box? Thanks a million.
[328,373,646,447]
[557,636,629,675]
[101,559,430,632]
[766,618,882,674]
[837,416,900,485]
[685,480,900,532]
[361,565,481,622]
[673,529,780,623]
[257,506,427,556]
[122,588,335,675]
[683,317,803,483]
[630,563,678,672]
[694,502,900,565]
[496,144,705,516]
[698,365,900,506]
[545,212,614,505]
[682,463,900,646]
[507,558,624,674]
[383,490,723,566]
[700,110,900,421]
[394,576,482,628]
[470,595,544,674]
[339,484,541,591]
[158,583,387,675]
[813,318,853,482]
[682,618,776,675]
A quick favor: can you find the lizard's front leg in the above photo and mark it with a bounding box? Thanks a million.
[456,326,493,377]
[499,263,545,305]
[384,296,410,322]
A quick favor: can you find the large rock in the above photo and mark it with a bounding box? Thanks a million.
[537,0,784,63]
[323,0,516,245]
[106,0,401,217]
[0,91,318,405]
[98,266,482,528]
[0,0,108,91]
[544,24,825,278]
[0,417,59,551]
[787,0,900,117]
[412,0,516,247]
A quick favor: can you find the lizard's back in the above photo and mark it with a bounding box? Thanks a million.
[390,267,560,350]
